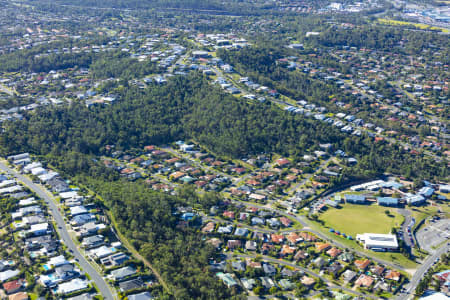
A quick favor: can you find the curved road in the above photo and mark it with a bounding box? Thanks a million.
[0,161,115,300]
[395,243,449,300]
[232,253,377,299]
[230,198,408,271]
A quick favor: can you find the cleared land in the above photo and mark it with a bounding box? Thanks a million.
[318,203,403,237]
[378,18,449,33]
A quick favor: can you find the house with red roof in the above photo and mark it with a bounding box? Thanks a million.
[315,242,331,252]
[223,211,235,219]
[354,259,371,270]
[280,217,293,227]
[271,234,285,244]
[286,232,302,245]
[276,158,290,167]
[3,279,23,294]
[326,247,342,258]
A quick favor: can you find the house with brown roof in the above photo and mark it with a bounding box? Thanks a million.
[276,158,290,167]
[212,160,224,167]
[261,243,275,254]
[326,247,342,258]
[294,250,308,261]
[246,259,262,269]
[280,217,293,227]
[201,222,215,233]
[170,171,186,180]
[223,211,235,219]
[280,245,296,256]
[301,276,315,288]
[354,259,371,270]
[247,179,261,186]
[227,240,242,250]
[371,265,385,276]
[271,234,285,244]
[206,238,222,249]
[195,180,207,188]
[246,206,259,213]
[286,232,302,245]
[315,242,331,252]
[385,270,400,281]
[300,232,317,242]
[165,157,180,164]
[355,274,374,287]
[8,292,28,300]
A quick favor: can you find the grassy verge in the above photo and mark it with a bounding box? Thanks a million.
[308,221,417,270]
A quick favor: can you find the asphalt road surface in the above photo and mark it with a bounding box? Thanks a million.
[0,161,115,300]
[230,198,407,271]
[232,253,378,299]
[397,208,414,248]
[395,242,449,300]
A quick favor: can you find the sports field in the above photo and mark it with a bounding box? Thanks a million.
[318,203,403,237]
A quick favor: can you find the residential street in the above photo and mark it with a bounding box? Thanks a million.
[230,198,409,272]
[0,161,115,300]
[232,253,378,299]
[395,242,449,300]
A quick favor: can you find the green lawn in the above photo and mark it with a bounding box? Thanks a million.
[318,203,403,237]
[311,224,417,269]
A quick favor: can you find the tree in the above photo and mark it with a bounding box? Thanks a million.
[269,286,278,294]
[253,286,263,295]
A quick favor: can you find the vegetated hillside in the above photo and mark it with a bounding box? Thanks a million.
[82,177,233,299]
[28,0,274,14]
[0,74,446,181]
[0,74,343,157]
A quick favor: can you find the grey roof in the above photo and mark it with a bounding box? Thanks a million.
[67,293,94,300]
[118,278,145,292]
[110,266,136,280]
[128,292,153,300]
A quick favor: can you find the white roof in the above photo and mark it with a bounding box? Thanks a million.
[57,278,88,294]
[59,191,79,199]
[24,162,42,172]
[0,269,20,282]
[128,292,154,300]
[0,185,22,194]
[38,171,59,182]
[29,223,49,232]
[89,245,116,258]
[31,167,47,176]
[48,255,69,267]
[70,206,88,216]
[19,197,36,206]
[0,179,16,188]
[420,292,449,300]
[356,233,398,248]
